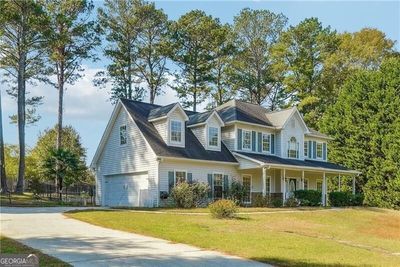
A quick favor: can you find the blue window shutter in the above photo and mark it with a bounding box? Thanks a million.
[308,141,312,159]
[271,134,275,154]
[257,132,262,152]
[223,175,229,195]
[207,174,213,198]
[252,131,256,151]
[323,143,327,161]
[313,141,317,159]
[168,171,174,192]
[237,129,242,150]
[187,173,193,184]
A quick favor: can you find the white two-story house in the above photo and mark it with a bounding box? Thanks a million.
[91,99,360,207]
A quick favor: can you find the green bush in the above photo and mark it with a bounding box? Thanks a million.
[329,192,364,207]
[252,194,269,207]
[270,198,283,208]
[209,199,238,218]
[285,196,298,207]
[294,190,321,206]
[171,182,209,208]
[227,180,247,205]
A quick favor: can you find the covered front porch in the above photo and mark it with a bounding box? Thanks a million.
[233,152,360,206]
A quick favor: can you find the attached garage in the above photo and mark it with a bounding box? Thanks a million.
[104,172,150,207]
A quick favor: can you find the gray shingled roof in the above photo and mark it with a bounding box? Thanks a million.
[147,103,177,120]
[216,100,273,126]
[187,110,213,126]
[236,152,353,172]
[120,99,237,163]
[265,107,296,128]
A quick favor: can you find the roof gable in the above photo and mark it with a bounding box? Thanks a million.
[281,108,309,132]
[148,103,189,122]
[187,110,224,127]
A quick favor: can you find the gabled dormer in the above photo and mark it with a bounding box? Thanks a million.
[187,110,225,151]
[148,103,189,148]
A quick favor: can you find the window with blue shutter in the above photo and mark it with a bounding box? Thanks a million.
[207,174,213,198]
[257,132,262,152]
[308,140,312,159]
[271,134,275,154]
[252,131,256,151]
[237,129,242,150]
[187,173,193,184]
[313,141,317,159]
[223,175,229,196]
[168,171,174,192]
[323,143,327,161]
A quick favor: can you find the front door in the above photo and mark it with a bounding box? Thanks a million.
[242,175,251,204]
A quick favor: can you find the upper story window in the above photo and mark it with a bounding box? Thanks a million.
[119,125,127,145]
[208,126,219,147]
[304,141,308,157]
[170,120,183,143]
[262,133,271,152]
[287,136,299,158]
[242,130,252,150]
[316,142,323,159]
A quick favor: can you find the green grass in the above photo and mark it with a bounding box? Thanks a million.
[0,236,70,267]
[66,208,400,267]
[0,193,84,207]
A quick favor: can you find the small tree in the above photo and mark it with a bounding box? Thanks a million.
[42,148,83,201]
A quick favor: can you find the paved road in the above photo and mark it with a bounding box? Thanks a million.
[0,207,268,267]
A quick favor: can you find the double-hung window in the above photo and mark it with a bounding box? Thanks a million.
[304,179,309,190]
[208,127,219,147]
[287,137,299,158]
[316,180,323,191]
[175,171,186,185]
[316,142,323,159]
[120,125,127,145]
[170,120,182,143]
[262,133,271,153]
[213,173,223,199]
[304,141,308,157]
[242,130,251,150]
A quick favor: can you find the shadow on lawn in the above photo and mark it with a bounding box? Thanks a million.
[251,257,362,267]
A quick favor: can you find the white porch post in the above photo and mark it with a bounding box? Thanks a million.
[322,172,327,206]
[301,170,305,190]
[338,174,341,192]
[262,167,267,197]
[282,169,286,203]
[352,175,356,195]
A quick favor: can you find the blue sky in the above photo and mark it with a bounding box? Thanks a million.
[2,0,399,164]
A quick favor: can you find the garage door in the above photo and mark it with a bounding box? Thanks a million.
[104,173,149,207]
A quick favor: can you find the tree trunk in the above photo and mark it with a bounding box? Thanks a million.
[56,61,65,195]
[0,92,8,193]
[15,50,26,194]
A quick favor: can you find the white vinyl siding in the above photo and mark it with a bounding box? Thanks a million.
[96,107,158,207]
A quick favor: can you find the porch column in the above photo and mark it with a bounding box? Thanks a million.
[322,172,327,206]
[352,175,356,195]
[282,169,286,203]
[262,167,267,197]
[301,170,305,190]
[338,174,341,192]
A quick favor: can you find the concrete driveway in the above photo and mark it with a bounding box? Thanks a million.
[0,207,268,267]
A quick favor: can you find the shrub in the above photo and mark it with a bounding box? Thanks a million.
[285,196,298,207]
[170,182,209,208]
[329,192,364,207]
[252,194,269,207]
[270,198,283,208]
[227,179,247,205]
[294,190,321,206]
[209,199,238,218]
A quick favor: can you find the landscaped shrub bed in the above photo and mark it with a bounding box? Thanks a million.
[329,192,364,207]
[170,182,209,208]
[294,190,321,206]
[209,199,238,218]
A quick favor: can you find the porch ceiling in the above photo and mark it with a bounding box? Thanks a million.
[234,152,360,174]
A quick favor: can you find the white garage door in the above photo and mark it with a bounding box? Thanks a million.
[104,173,149,207]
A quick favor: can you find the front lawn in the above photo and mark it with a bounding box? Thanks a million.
[66,208,400,266]
[0,236,70,266]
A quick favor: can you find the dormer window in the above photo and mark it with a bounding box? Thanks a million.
[208,126,219,147]
[287,137,299,158]
[242,130,252,150]
[119,125,127,145]
[170,120,183,143]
